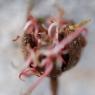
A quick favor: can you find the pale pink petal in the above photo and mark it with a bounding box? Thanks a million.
[23,59,53,95]
[52,27,86,54]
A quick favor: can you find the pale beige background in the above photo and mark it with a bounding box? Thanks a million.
[0,0,95,95]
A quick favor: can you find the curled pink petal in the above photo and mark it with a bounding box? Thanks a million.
[53,25,59,44]
[19,67,36,80]
[25,49,37,67]
[23,21,32,31]
[48,22,58,37]
[23,59,53,95]
[52,27,86,54]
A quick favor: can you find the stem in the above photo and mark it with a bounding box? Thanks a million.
[50,63,59,95]
[50,77,58,95]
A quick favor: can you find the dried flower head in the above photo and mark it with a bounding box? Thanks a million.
[19,10,90,95]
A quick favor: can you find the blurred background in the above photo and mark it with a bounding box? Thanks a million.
[0,0,95,95]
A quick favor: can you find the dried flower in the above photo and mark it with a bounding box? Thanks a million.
[19,11,90,95]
